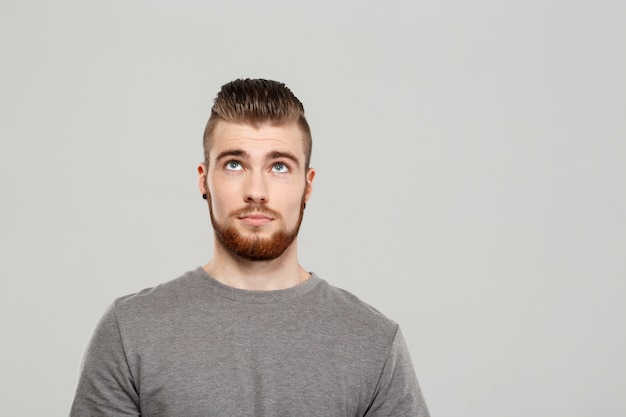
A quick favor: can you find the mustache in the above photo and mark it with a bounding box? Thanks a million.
[230,206,282,220]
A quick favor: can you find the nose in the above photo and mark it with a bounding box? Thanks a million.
[244,171,268,204]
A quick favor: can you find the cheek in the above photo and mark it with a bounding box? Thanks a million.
[282,190,306,220]
[207,184,238,217]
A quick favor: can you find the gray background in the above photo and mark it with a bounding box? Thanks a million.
[1,0,624,416]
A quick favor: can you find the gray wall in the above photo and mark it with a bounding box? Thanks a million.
[1,1,624,415]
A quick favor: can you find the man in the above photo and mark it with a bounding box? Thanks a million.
[70,79,430,416]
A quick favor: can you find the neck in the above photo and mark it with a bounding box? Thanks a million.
[203,237,309,291]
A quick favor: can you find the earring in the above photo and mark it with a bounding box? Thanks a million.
[303,202,306,209]
[202,193,207,200]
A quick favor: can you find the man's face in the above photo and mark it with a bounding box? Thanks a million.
[198,121,315,261]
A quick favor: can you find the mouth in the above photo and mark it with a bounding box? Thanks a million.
[238,213,274,226]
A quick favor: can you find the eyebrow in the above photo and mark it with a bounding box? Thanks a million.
[215,149,301,168]
[267,151,301,168]
[215,149,248,164]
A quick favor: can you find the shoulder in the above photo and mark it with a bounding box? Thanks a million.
[112,267,206,317]
[311,274,399,339]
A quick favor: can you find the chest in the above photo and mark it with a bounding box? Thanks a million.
[125,308,379,417]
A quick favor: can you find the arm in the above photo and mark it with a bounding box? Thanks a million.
[69,303,140,417]
[365,326,430,417]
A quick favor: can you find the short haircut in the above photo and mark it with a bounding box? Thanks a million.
[203,79,312,169]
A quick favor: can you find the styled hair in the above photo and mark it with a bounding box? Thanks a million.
[203,78,312,169]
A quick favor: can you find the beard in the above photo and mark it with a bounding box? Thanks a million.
[207,193,306,261]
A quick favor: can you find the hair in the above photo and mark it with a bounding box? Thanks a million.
[203,78,312,169]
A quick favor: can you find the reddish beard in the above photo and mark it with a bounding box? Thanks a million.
[207,193,306,261]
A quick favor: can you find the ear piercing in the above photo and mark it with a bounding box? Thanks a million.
[202,194,207,200]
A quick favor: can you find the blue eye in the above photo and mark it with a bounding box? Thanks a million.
[225,161,242,171]
[271,162,289,173]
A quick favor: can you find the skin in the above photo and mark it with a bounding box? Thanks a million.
[197,120,316,291]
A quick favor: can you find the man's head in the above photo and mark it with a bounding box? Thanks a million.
[203,78,312,170]
[198,79,315,262]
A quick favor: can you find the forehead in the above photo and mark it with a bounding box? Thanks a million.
[210,121,306,161]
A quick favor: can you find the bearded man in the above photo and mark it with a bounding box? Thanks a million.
[70,79,430,417]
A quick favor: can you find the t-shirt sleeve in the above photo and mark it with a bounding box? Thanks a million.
[365,325,430,417]
[69,302,140,417]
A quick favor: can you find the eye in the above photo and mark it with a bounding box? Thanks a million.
[271,162,289,173]
[225,160,243,171]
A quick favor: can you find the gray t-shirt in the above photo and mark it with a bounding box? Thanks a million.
[70,267,429,416]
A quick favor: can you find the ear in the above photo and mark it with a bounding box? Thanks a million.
[197,163,208,195]
[304,167,316,203]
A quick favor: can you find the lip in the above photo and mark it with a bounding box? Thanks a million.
[238,214,273,226]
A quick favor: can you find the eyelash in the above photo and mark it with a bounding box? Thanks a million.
[271,162,289,172]
[225,160,242,170]
[223,160,290,172]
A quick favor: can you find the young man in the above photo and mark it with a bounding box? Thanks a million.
[70,79,430,416]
